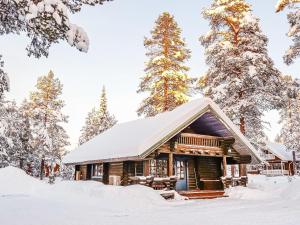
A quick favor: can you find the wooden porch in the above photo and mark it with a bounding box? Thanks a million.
[179,190,227,200]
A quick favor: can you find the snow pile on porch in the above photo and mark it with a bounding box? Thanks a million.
[1,167,300,225]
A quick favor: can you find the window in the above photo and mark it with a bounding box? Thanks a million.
[175,161,185,180]
[135,161,144,176]
[150,159,168,177]
[93,164,103,177]
[127,161,144,176]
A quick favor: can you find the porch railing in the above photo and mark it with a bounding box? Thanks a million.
[261,169,289,176]
[177,133,222,148]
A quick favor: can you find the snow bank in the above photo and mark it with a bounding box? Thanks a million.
[1,168,300,225]
[0,166,45,196]
[0,166,166,213]
[227,175,300,201]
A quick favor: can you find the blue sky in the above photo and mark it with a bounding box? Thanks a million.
[1,0,299,149]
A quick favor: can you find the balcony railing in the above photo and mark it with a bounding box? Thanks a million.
[177,133,222,148]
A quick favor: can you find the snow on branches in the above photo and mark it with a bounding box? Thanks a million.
[0,55,9,99]
[278,75,300,153]
[79,86,117,145]
[0,0,110,58]
[200,0,283,150]
[137,12,195,117]
[275,0,300,64]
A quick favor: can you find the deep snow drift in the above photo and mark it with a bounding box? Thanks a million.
[1,166,300,225]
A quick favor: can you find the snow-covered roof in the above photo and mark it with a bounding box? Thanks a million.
[63,98,262,164]
[266,142,294,161]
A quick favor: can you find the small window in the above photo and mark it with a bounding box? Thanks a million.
[93,164,103,177]
[176,161,185,180]
[150,159,168,177]
[135,161,144,176]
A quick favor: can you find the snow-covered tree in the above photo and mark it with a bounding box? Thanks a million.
[0,0,110,58]
[199,0,283,148]
[24,71,69,169]
[0,100,31,168]
[278,75,300,152]
[276,0,300,64]
[0,55,9,99]
[137,12,195,117]
[79,86,117,145]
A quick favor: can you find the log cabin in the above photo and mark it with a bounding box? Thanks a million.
[261,142,300,176]
[63,98,262,196]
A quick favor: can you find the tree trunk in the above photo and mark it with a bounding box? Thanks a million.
[40,158,45,180]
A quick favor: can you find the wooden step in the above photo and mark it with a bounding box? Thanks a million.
[179,190,226,200]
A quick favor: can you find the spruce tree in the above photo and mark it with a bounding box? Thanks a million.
[79,86,117,145]
[24,71,69,175]
[278,75,300,152]
[137,12,195,117]
[199,0,283,149]
[276,0,300,64]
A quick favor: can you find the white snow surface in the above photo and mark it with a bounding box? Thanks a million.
[266,142,294,161]
[63,98,261,164]
[1,166,300,225]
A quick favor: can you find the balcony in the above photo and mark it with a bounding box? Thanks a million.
[177,133,222,148]
[176,133,224,156]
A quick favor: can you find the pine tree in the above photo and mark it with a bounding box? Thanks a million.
[278,75,300,152]
[137,12,195,117]
[199,0,283,148]
[25,71,69,175]
[276,0,300,64]
[79,86,117,145]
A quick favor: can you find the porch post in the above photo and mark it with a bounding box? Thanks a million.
[239,164,247,176]
[168,152,174,176]
[222,155,227,177]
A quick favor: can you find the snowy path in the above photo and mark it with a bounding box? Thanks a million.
[1,167,300,225]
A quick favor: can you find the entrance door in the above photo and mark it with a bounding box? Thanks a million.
[175,160,187,191]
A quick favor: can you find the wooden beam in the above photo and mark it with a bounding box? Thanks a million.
[168,152,174,176]
[223,155,227,177]
[144,160,150,176]
[239,164,247,177]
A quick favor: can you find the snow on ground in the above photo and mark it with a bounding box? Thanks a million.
[1,167,300,225]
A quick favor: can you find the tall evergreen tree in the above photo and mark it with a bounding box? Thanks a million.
[199,0,283,148]
[24,71,69,167]
[79,86,117,145]
[278,75,300,152]
[276,0,300,64]
[137,12,195,117]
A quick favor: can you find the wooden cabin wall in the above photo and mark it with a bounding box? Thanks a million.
[122,162,130,186]
[103,163,109,184]
[143,160,150,176]
[109,162,124,176]
[79,165,87,180]
[86,164,92,180]
[196,157,223,190]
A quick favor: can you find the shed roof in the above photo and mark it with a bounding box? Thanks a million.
[63,98,262,164]
[266,142,294,161]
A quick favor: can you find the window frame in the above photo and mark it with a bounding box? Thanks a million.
[149,159,168,177]
[92,163,103,178]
